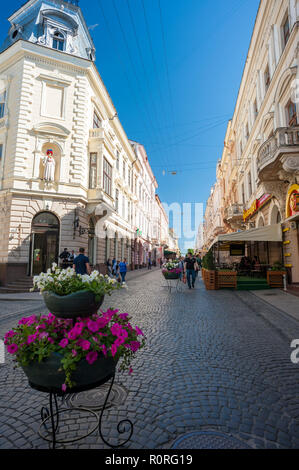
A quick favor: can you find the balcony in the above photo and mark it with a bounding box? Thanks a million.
[224,203,244,223]
[257,126,299,181]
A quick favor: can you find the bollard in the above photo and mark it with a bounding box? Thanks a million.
[283,274,287,292]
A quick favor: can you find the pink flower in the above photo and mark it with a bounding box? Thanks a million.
[27,334,37,345]
[86,351,98,365]
[81,340,91,351]
[87,320,99,333]
[7,344,18,354]
[62,384,67,392]
[96,318,108,329]
[72,349,77,357]
[111,343,118,357]
[74,322,84,334]
[4,330,16,341]
[38,332,49,340]
[129,341,140,352]
[135,327,144,337]
[47,313,56,324]
[48,337,54,344]
[101,345,107,357]
[119,313,129,320]
[129,367,133,375]
[68,328,80,340]
[59,338,69,348]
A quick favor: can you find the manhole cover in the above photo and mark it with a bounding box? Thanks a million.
[68,383,128,411]
[171,431,252,449]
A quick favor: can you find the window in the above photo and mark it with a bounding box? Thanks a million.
[89,153,97,189]
[123,160,126,180]
[116,151,120,170]
[286,100,297,126]
[264,65,270,93]
[127,201,130,222]
[245,123,249,141]
[115,188,119,212]
[248,171,252,197]
[283,15,290,48]
[0,91,6,119]
[122,195,125,218]
[128,168,131,188]
[241,183,245,205]
[52,31,64,51]
[253,98,258,120]
[93,111,101,129]
[103,158,112,195]
[0,144,3,164]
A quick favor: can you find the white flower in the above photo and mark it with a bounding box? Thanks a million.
[52,263,58,271]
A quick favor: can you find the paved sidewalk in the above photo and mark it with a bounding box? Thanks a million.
[251,289,299,322]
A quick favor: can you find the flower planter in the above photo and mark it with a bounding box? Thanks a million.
[163,272,180,280]
[42,290,104,319]
[202,268,218,290]
[267,271,285,288]
[22,352,116,394]
[217,271,237,289]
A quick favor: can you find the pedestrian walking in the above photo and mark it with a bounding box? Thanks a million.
[184,253,199,289]
[112,258,116,275]
[119,258,128,283]
[178,257,185,281]
[73,248,91,275]
[148,258,152,270]
[106,258,113,278]
[59,248,70,269]
[160,258,163,269]
[115,260,121,283]
[68,250,76,264]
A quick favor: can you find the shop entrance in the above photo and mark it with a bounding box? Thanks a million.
[30,212,60,276]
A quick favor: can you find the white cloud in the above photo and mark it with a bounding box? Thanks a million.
[88,24,99,31]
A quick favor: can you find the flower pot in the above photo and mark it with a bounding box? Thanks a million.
[22,352,116,394]
[267,271,285,288]
[163,272,180,280]
[42,290,104,319]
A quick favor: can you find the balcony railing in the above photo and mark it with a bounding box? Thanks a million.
[89,127,104,138]
[257,126,299,175]
[224,203,244,221]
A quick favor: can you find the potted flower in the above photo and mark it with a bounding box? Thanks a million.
[267,261,286,288]
[32,264,121,319]
[4,309,146,393]
[202,250,218,290]
[162,261,182,280]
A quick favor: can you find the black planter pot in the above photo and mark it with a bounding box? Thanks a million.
[163,272,180,280]
[22,352,116,394]
[42,290,104,319]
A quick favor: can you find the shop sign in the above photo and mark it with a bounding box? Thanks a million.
[230,244,245,256]
[243,194,271,221]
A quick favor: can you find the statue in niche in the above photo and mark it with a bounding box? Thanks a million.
[43,149,56,182]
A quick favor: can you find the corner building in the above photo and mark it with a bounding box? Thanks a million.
[0,0,166,285]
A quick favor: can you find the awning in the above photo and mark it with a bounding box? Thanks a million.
[216,223,282,243]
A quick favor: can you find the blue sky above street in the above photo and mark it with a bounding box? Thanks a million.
[0,0,260,252]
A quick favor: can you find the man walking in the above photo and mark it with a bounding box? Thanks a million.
[119,258,128,283]
[184,253,199,289]
[73,247,91,275]
[59,247,70,269]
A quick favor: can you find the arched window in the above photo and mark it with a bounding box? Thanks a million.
[52,31,65,51]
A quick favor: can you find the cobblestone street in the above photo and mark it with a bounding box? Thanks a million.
[1,270,299,449]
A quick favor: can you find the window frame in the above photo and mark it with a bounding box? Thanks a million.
[93,110,102,129]
[103,157,112,196]
[0,91,6,119]
[282,14,290,48]
[89,153,97,189]
[52,31,65,52]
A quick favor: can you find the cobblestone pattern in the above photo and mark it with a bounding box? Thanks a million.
[1,272,299,449]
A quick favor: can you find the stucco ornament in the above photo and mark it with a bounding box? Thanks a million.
[43,149,56,182]
[282,156,299,172]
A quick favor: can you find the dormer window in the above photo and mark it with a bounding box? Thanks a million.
[52,31,65,51]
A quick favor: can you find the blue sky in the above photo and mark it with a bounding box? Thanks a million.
[0,0,260,252]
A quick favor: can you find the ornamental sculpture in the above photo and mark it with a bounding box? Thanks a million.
[43,149,56,182]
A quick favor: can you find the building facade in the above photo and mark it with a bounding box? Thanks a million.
[0,0,168,285]
[203,0,299,283]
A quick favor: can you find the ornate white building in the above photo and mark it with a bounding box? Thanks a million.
[0,0,167,286]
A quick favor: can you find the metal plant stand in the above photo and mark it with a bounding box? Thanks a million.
[32,373,133,449]
[162,277,183,293]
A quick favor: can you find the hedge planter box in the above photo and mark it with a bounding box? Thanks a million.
[163,272,180,280]
[267,271,285,288]
[22,352,116,394]
[217,271,237,289]
[202,268,218,290]
[42,290,104,319]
